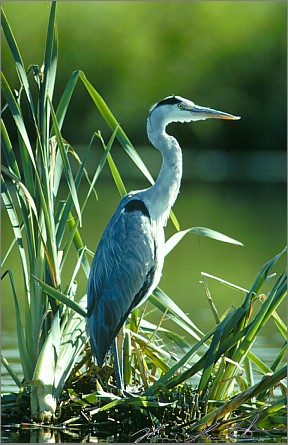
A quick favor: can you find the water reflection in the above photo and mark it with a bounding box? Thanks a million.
[2,425,287,443]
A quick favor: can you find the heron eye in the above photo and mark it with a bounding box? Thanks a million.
[178,103,184,109]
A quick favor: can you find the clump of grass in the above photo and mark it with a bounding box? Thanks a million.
[20,248,284,440]
[1,0,155,422]
[1,1,286,438]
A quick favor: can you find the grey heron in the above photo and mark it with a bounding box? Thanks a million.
[86,95,240,391]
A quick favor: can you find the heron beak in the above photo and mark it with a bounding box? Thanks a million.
[191,104,241,120]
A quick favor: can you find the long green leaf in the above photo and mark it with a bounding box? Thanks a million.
[1,270,33,381]
[2,73,55,285]
[60,131,118,274]
[81,128,119,214]
[240,273,286,354]
[30,313,59,421]
[2,166,57,290]
[94,396,171,414]
[1,7,36,120]
[198,306,247,396]
[53,296,87,399]
[43,0,57,104]
[149,287,204,341]
[1,119,21,178]
[33,276,87,318]
[1,175,30,301]
[55,142,90,247]
[249,247,286,296]
[74,71,180,229]
[259,295,287,339]
[131,330,175,362]
[164,227,243,256]
[270,343,287,373]
[96,130,127,197]
[78,71,180,230]
[79,71,154,182]
[189,367,287,431]
[135,318,191,351]
[1,354,22,388]
[144,328,214,396]
[49,97,82,226]
[212,260,287,400]
[54,70,79,132]
[66,212,91,278]
[247,351,272,374]
[1,72,36,170]
[1,172,38,361]
[201,272,248,293]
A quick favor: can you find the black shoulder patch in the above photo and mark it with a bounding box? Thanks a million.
[156,95,181,108]
[124,199,150,218]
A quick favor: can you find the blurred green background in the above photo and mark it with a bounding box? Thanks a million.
[2,1,286,151]
[2,1,286,341]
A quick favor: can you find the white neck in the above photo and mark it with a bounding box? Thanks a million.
[143,118,183,225]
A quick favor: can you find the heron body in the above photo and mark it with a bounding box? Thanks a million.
[86,193,163,367]
[87,95,240,390]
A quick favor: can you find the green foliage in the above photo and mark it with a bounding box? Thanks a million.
[1,1,161,421]
[2,1,286,155]
[48,248,286,437]
[1,2,286,436]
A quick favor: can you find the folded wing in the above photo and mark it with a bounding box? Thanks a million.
[86,197,159,366]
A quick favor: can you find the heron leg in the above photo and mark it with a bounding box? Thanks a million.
[113,325,124,391]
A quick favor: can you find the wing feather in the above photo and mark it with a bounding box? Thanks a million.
[87,196,161,366]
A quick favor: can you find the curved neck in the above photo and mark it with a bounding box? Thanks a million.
[144,119,183,225]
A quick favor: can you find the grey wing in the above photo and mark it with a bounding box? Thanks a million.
[86,198,159,366]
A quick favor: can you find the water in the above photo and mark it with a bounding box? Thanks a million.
[1,332,284,394]
[1,428,287,443]
[1,180,286,442]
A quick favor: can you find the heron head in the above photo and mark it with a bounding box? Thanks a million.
[149,95,240,126]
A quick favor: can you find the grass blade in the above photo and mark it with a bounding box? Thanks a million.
[149,287,204,341]
[144,328,214,396]
[1,8,36,120]
[53,296,87,399]
[1,270,33,381]
[66,212,91,278]
[43,0,57,104]
[191,366,287,430]
[1,354,22,388]
[164,227,243,256]
[259,294,287,339]
[249,247,286,296]
[201,272,248,293]
[1,72,36,170]
[54,71,79,132]
[33,276,87,318]
[49,98,82,226]
[1,119,21,178]
[79,71,154,183]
